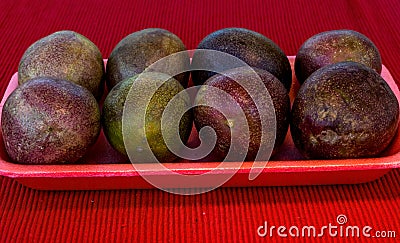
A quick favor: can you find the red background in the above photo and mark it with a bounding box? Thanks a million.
[0,0,399,242]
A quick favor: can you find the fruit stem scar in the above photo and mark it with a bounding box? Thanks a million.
[226,119,235,128]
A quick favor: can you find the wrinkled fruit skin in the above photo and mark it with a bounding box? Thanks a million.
[191,28,292,91]
[194,67,290,161]
[18,30,105,100]
[291,62,399,159]
[102,72,192,163]
[106,28,190,90]
[1,77,101,164]
[295,29,382,84]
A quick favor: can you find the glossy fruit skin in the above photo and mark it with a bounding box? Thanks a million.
[193,67,290,161]
[102,72,192,162]
[1,77,101,164]
[18,30,105,100]
[106,28,190,90]
[291,62,399,159]
[191,28,292,92]
[295,29,382,84]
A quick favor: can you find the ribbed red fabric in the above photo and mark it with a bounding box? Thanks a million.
[0,0,399,242]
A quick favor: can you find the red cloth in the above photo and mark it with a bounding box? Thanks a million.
[0,0,399,242]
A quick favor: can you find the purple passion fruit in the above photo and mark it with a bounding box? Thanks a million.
[295,29,382,84]
[291,62,398,159]
[1,77,101,164]
[18,30,105,99]
[193,68,290,161]
[191,28,292,91]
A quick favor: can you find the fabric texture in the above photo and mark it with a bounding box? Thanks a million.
[0,0,399,242]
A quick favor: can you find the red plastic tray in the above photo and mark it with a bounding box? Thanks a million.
[1,56,400,190]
